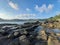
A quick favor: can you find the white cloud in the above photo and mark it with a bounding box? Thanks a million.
[15,14,36,19]
[48,4,54,11]
[0,13,14,19]
[0,13,36,19]
[26,8,30,11]
[8,1,19,10]
[35,4,54,13]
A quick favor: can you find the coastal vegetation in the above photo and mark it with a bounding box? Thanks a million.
[47,14,60,21]
[40,14,60,29]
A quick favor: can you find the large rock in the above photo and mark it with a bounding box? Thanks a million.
[20,30,28,35]
[7,33,14,39]
[14,31,20,36]
[19,35,30,45]
[36,30,47,40]
[35,41,47,45]
[48,35,60,45]
[35,30,47,45]
[8,38,20,45]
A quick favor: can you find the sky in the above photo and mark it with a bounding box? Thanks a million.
[0,0,60,19]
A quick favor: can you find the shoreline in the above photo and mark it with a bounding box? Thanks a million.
[0,21,60,45]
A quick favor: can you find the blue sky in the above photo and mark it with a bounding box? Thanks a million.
[0,0,60,19]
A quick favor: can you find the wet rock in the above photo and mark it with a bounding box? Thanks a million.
[7,33,14,39]
[0,29,9,36]
[20,30,28,35]
[1,22,60,45]
[48,36,60,45]
[35,30,47,45]
[2,26,12,31]
[36,30,47,40]
[35,41,47,45]
[19,35,30,45]
[14,31,20,36]
[8,38,20,45]
[0,29,5,35]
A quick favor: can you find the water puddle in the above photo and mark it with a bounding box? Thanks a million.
[52,29,60,33]
[35,26,60,34]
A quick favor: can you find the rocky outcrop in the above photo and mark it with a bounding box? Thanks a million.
[41,20,60,29]
[0,23,60,45]
[19,35,30,45]
[36,30,60,45]
[36,30,47,40]
[0,23,39,45]
[48,35,60,45]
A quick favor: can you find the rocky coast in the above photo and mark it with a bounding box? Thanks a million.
[0,21,60,45]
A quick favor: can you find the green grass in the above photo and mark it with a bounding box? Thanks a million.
[47,14,60,21]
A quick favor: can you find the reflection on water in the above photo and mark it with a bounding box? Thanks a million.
[0,21,24,24]
[0,21,26,24]
[0,21,37,24]
[53,29,60,33]
[36,26,60,34]
[35,26,43,32]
